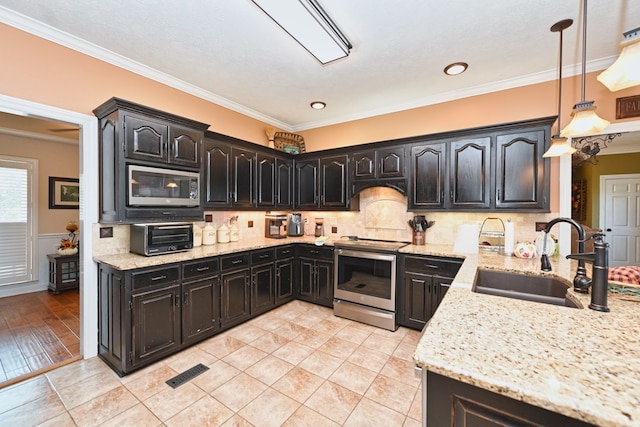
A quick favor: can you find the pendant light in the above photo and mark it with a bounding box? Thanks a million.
[560,0,610,138]
[544,19,577,157]
[597,27,640,91]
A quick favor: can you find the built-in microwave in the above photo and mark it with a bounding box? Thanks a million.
[128,164,199,207]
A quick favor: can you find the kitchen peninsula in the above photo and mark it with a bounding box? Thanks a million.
[409,245,639,427]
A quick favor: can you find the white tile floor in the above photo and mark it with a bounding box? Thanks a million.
[0,300,423,426]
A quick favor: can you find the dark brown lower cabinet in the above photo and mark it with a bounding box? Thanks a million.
[427,371,596,426]
[132,284,181,365]
[399,255,463,330]
[275,246,295,304]
[182,278,219,346]
[296,245,334,308]
[220,268,251,329]
[251,262,275,315]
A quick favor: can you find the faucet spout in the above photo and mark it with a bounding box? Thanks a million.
[541,217,591,293]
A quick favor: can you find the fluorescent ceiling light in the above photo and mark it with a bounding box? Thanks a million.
[251,0,352,64]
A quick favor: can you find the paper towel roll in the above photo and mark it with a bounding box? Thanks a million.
[453,223,479,253]
[504,221,515,255]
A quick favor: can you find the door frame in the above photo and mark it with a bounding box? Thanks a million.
[560,119,640,255]
[0,93,99,359]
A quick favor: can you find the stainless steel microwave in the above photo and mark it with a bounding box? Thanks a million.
[128,164,199,207]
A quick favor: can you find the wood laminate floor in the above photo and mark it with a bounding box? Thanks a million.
[0,289,81,388]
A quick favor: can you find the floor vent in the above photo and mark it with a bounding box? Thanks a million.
[165,363,209,389]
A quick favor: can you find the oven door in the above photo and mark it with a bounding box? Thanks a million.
[334,248,396,311]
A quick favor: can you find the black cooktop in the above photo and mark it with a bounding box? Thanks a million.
[333,237,409,251]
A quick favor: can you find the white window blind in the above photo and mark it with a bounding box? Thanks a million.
[0,157,36,285]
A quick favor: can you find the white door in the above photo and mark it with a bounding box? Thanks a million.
[600,174,640,267]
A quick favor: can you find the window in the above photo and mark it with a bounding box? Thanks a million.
[0,156,37,285]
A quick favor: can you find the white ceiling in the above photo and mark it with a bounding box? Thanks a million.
[0,0,638,132]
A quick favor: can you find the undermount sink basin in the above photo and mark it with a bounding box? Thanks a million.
[472,269,581,309]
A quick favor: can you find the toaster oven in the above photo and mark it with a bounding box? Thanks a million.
[130,223,193,256]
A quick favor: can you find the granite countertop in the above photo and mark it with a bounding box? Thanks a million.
[406,244,640,427]
[93,235,327,270]
[94,238,639,425]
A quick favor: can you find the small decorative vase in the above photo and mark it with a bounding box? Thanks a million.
[58,247,78,256]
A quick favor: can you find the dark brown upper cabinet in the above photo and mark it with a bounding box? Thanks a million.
[351,145,407,195]
[495,129,548,210]
[449,137,491,209]
[295,154,351,210]
[409,116,553,212]
[93,97,208,223]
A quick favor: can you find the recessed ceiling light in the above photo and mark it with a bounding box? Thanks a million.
[310,101,326,109]
[444,62,468,76]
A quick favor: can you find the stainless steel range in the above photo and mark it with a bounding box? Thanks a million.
[333,238,408,331]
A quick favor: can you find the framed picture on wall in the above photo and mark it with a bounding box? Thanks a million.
[49,177,79,209]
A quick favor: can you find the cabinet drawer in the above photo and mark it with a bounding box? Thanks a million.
[131,265,180,291]
[403,256,463,278]
[182,258,219,281]
[251,249,274,264]
[276,245,295,259]
[297,245,334,260]
[221,253,250,271]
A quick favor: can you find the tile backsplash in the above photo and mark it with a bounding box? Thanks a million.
[92,187,559,256]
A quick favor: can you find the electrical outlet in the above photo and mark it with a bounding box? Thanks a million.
[331,226,338,234]
[99,227,113,238]
[535,222,547,232]
[304,217,308,223]
[248,220,253,228]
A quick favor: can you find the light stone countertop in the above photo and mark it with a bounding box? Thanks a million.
[404,244,640,427]
[94,238,639,426]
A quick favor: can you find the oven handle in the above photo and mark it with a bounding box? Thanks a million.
[336,248,396,262]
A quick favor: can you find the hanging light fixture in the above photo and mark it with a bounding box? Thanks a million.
[597,27,640,91]
[560,0,610,138]
[544,19,577,158]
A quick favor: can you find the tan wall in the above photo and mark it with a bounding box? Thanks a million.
[0,134,80,234]
[3,22,640,234]
[573,152,640,228]
[0,24,270,146]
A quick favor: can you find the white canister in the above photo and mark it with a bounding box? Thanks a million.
[230,222,239,242]
[203,222,216,245]
[193,223,203,247]
[217,223,230,243]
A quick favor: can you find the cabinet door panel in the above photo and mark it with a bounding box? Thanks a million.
[378,147,404,178]
[316,260,334,307]
[450,137,491,209]
[496,130,546,210]
[132,285,180,365]
[124,115,167,162]
[276,259,294,303]
[353,151,376,179]
[221,270,251,327]
[232,148,255,208]
[411,143,446,209]
[295,160,319,208]
[203,141,231,207]
[257,153,276,208]
[182,278,218,345]
[169,125,201,167]
[252,263,274,314]
[321,155,348,208]
[276,157,293,208]
[403,273,430,329]
[298,258,315,299]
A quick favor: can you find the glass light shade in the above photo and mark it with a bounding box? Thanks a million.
[597,31,640,91]
[543,136,577,157]
[560,103,610,137]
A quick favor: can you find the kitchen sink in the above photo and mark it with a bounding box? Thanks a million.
[472,269,581,309]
